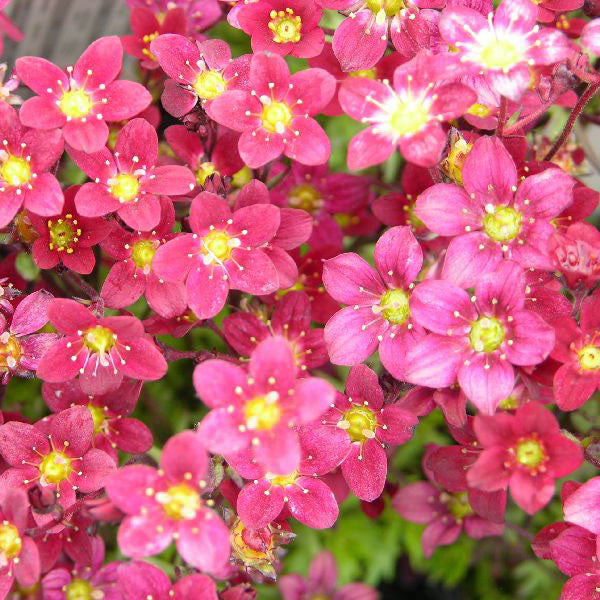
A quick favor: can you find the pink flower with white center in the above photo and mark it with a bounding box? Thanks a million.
[299,365,418,501]
[405,261,556,415]
[0,289,55,384]
[106,431,231,575]
[223,291,328,374]
[117,560,219,600]
[16,37,152,153]
[152,191,280,320]
[150,34,251,118]
[68,118,195,232]
[0,104,64,228]
[339,52,476,169]
[0,489,39,599]
[42,379,150,464]
[467,402,582,514]
[415,136,575,288]
[322,226,425,380]
[100,199,187,319]
[195,336,335,474]
[236,0,324,58]
[30,185,112,275]
[550,290,600,411]
[0,406,116,528]
[439,0,570,101]
[318,0,443,72]
[208,52,336,168]
[36,299,168,396]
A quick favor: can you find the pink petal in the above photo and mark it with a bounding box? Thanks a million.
[63,118,109,154]
[102,80,152,121]
[287,476,339,528]
[284,117,331,166]
[160,430,208,482]
[117,510,174,558]
[347,127,396,171]
[23,173,64,217]
[341,441,387,502]
[322,252,385,304]
[374,226,423,288]
[185,262,229,319]
[332,11,387,71]
[237,480,285,528]
[193,359,248,409]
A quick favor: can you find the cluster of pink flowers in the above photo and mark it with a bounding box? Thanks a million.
[0,0,599,597]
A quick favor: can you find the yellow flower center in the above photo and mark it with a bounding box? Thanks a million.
[196,162,217,186]
[288,183,322,213]
[389,98,430,137]
[131,239,157,270]
[578,344,600,371]
[141,31,160,61]
[109,174,140,202]
[469,317,505,353]
[65,579,94,600]
[0,522,22,560]
[59,88,93,119]
[378,289,410,325]
[261,101,292,134]
[515,436,546,469]
[83,325,116,355]
[1,155,31,186]
[244,393,281,430]
[467,103,492,118]
[366,0,405,16]
[39,451,73,484]
[48,215,81,253]
[342,405,378,443]
[349,68,378,79]
[0,333,22,372]
[333,213,360,229]
[268,8,302,43]
[483,206,522,243]
[268,471,299,487]
[193,70,227,100]
[88,404,107,434]
[480,39,523,71]
[232,166,253,189]
[156,484,202,520]
[444,491,473,521]
[201,230,236,263]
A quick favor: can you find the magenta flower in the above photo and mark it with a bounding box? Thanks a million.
[279,551,377,600]
[415,136,575,287]
[551,290,600,411]
[340,52,476,169]
[0,406,116,526]
[322,226,425,380]
[36,299,168,396]
[152,191,280,319]
[17,37,152,153]
[0,289,55,384]
[582,18,600,54]
[42,378,150,463]
[405,261,555,414]
[223,291,328,373]
[0,103,64,228]
[195,336,335,474]
[467,402,582,514]
[106,431,231,574]
[150,34,251,118]
[439,0,569,101]
[68,118,195,232]
[208,52,335,168]
[30,185,112,275]
[117,560,218,600]
[563,477,600,540]
[299,365,418,501]
[236,0,324,58]
[100,199,187,319]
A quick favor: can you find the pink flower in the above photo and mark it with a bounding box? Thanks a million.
[68,118,195,232]
[405,261,555,414]
[467,402,582,514]
[100,199,187,318]
[340,52,476,168]
[0,289,55,384]
[582,18,600,53]
[195,336,335,474]
[208,52,336,168]
[236,0,324,58]
[279,551,377,600]
[299,364,418,501]
[106,431,231,574]
[415,136,575,287]
[439,0,570,101]
[42,378,151,463]
[0,104,64,228]
[30,185,112,275]
[223,291,328,373]
[551,290,600,411]
[17,37,152,153]
[36,299,167,395]
[0,406,116,528]
[152,191,280,319]
[322,226,425,380]
[150,34,251,118]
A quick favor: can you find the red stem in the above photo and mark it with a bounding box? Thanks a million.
[496,96,508,137]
